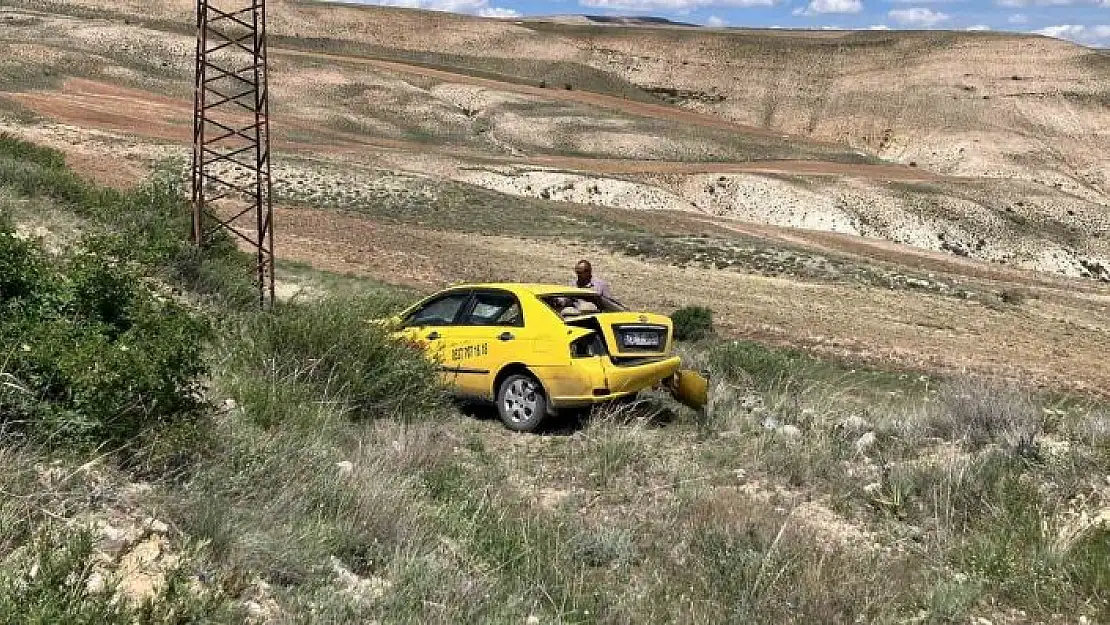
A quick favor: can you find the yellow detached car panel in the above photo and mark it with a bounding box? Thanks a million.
[378,283,708,431]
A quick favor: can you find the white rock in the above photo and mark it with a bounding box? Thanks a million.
[144,518,170,534]
[973,618,993,625]
[855,432,877,453]
[526,617,540,625]
[98,521,129,543]
[87,571,107,594]
[330,556,392,603]
[336,461,354,476]
[761,416,780,430]
[863,482,882,495]
[124,483,154,496]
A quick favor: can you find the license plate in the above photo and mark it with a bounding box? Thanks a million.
[623,332,661,347]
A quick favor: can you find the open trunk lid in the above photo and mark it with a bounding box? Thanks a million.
[564,312,673,359]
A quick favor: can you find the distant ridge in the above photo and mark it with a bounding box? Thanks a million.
[522,14,702,27]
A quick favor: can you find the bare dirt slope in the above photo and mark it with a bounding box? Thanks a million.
[2,1,1107,279]
[20,0,1106,190]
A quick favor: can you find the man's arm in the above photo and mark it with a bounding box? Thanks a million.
[599,279,613,299]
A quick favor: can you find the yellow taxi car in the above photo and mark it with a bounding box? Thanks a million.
[377,283,708,432]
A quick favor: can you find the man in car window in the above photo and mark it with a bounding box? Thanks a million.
[572,259,613,299]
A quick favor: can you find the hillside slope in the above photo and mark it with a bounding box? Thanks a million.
[3,133,1109,625]
[1,0,1107,281]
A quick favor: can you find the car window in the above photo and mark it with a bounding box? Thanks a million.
[462,292,524,327]
[405,292,471,326]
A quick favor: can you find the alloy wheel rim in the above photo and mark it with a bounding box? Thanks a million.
[503,378,538,423]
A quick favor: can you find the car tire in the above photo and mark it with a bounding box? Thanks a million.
[496,373,548,433]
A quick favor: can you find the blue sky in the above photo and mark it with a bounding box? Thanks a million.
[346,0,1110,47]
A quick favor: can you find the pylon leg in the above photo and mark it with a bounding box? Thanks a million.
[191,0,275,309]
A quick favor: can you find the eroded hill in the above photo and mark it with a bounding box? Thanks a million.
[1,0,1109,280]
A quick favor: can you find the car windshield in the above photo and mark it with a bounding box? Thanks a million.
[540,293,627,319]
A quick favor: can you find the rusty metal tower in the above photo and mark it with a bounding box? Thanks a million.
[192,0,275,307]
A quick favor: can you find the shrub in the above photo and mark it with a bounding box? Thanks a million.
[0,217,49,301]
[928,378,1041,451]
[0,225,210,446]
[226,295,447,427]
[671,305,715,341]
[0,133,255,307]
[0,132,66,169]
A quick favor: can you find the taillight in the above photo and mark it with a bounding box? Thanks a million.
[570,332,606,358]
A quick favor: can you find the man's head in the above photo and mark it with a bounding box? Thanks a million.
[574,259,592,285]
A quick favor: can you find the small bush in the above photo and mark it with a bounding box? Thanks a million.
[0,133,255,307]
[226,295,446,426]
[0,225,210,446]
[0,133,65,169]
[671,305,715,341]
[929,378,1041,451]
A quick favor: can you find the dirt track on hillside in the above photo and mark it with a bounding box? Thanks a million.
[709,220,1110,298]
[272,47,791,138]
[2,78,952,182]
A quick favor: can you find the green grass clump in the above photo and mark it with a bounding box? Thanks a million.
[0,133,256,308]
[708,340,824,389]
[670,305,715,342]
[224,295,446,427]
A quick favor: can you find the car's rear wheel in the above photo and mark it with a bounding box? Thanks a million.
[496,373,548,432]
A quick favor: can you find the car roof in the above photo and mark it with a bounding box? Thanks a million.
[440,282,596,297]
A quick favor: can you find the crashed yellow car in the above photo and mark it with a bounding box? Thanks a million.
[377,283,708,432]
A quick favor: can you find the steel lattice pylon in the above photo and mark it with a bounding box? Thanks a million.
[192,0,275,308]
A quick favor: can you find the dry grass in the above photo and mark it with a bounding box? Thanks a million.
[4,105,1109,624]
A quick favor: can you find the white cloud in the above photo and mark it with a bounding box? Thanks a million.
[965,24,991,30]
[1008,13,1029,23]
[997,0,1107,6]
[888,7,950,26]
[706,15,728,26]
[478,6,520,16]
[579,0,775,10]
[868,24,891,29]
[792,0,863,16]
[1034,24,1110,46]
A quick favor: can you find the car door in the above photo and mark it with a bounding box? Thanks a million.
[396,290,473,389]
[448,289,530,399]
